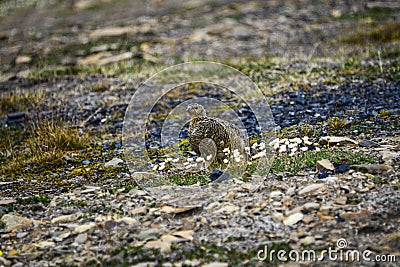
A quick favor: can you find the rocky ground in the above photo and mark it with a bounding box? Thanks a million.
[0,0,400,266]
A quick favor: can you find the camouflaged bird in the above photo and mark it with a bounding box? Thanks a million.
[186,103,246,163]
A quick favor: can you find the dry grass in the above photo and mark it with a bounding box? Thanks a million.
[0,89,44,115]
[0,119,90,176]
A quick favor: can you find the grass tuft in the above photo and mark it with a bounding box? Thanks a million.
[0,89,44,115]
[0,119,90,176]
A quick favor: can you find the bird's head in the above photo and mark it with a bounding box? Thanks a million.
[186,103,207,118]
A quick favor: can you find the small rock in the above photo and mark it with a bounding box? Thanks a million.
[319,136,358,146]
[104,158,124,168]
[319,205,332,215]
[0,256,12,266]
[116,217,138,225]
[334,197,347,205]
[283,212,304,226]
[15,55,31,64]
[1,214,32,232]
[7,112,26,121]
[318,169,330,179]
[130,206,148,216]
[89,26,136,39]
[7,249,17,257]
[270,191,283,199]
[350,164,393,175]
[380,151,398,165]
[380,232,400,248]
[340,209,371,221]
[286,187,295,196]
[302,215,314,224]
[137,228,160,241]
[303,202,320,211]
[359,140,379,148]
[16,232,28,239]
[74,222,96,234]
[223,191,235,201]
[272,212,284,222]
[335,164,350,174]
[74,233,87,244]
[299,236,315,246]
[298,184,326,195]
[81,186,100,194]
[38,240,55,249]
[316,159,335,171]
[210,169,230,182]
[52,213,80,224]
[0,199,16,205]
[82,160,91,165]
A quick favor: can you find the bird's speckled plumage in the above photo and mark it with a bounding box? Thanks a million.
[186,103,246,161]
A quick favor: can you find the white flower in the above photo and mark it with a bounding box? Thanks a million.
[302,136,309,141]
[223,147,230,153]
[196,157,205,163]
[152,164,158,171]
[206,154,213,161]
[300,147,308,152]
[288,142,297,149]
[291,146,298,153]
[304,140,312,146]
[234,157,241,163]
[233,149,240,158]
[187,157,194,162]
[158,164,166,171]
[245,146,250,153]
[284,140,289,145]
[293,137,302,144]
[279,144,287,153]
[268,138,279,146]
[258,142,265,150]
[172,158,180,162]
[252,150,266,159]
[183,162,190,166]
[223,158,229,164]
[273,142,280,150]
[166,157,173,162]
[252,142,259,149]
[279,138,288,144]
[315,147,321,152]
